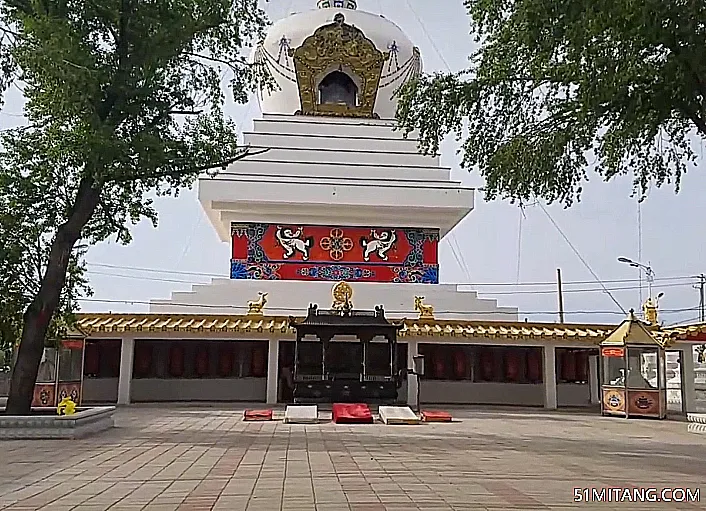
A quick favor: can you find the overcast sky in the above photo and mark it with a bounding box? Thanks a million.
[3,0,705,326]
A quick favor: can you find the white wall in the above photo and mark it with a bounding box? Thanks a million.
[130,378,267,402]
[83,378,119,404]
[419,381,545,406]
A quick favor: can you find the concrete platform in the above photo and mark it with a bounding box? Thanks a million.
[284,405,318,424]
[378,405,420,425]
[0,406,115,439]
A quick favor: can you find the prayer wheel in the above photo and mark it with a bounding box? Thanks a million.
[432,348,446,378]
[134,343,153,377]
[83,342,100,376]
[480,350,494,381]
[195,346,210,377]
[218,346,234,377]
[526,349,542,383]
[504,350,521,382]
[109,343,121,376]
[575,350,589,382]
[169,345,185,377]
[453,350,467,379]
[251,344,266,377]
[560,350,577,381]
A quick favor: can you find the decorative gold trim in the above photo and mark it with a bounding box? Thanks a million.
[332,281,353,310]
[289,13,388,118]
[73,313,621,341]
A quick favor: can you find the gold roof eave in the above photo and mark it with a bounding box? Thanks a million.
[73,313,617,342]
[600,310,666,348]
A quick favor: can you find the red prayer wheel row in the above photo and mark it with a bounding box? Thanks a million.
[560,350,589,382]
[504,352,521,382]
[526,349,542,383]
[132,344,270,378]
[251,345,267,377]
[134,344,153,378]
[84,342,101,376]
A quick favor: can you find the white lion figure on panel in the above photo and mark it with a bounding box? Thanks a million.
[275,226,314,260]
[360,230,397,261]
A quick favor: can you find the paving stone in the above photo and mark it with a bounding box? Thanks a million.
[1,407,705,511]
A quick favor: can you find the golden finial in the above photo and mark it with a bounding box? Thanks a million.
[643,297,659,325]
[414,296,434,320]
[332,281,353,310]
[247,292,268,316]
[57,396,76,416]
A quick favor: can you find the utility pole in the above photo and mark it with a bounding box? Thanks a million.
[694,274,706,322]
[557,268,565,324]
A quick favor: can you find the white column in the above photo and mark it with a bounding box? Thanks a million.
[589,354,600,404]
[117,337,135,405]
[681,345,696,414]
[266,339,279,405]
[406,340,419,407]
[543,345,557,409]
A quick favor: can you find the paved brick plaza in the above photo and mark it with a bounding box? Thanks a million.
[0,407,705,510]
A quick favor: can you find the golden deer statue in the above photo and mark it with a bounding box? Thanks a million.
[247,292,268,315]
[414,296,434,320]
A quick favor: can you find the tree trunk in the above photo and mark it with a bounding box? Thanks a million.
[4,180,101,415]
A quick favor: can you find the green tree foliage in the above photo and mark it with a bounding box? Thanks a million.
[396,0,706,206]
[0,0,267,414]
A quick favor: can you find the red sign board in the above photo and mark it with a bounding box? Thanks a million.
[61,339,84,350]
[231,223,439,283]
[601,347,625,358]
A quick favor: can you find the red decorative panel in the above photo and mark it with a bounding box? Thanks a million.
[32,383,56,407]
[231,223,439,283]
[57,381,82,405]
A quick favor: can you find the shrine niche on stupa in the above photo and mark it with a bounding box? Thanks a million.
[230,222,439,284]
[290,12,388,118]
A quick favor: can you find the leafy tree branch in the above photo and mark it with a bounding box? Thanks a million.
[396,0,706,206]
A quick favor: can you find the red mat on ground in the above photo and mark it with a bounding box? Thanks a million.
[332,403,374,424]
[421,410,453,422]
[244,409,273,421]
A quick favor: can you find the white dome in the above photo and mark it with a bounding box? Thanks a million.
[253,6,421,120]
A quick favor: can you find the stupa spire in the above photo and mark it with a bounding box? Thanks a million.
[317,0,357,9]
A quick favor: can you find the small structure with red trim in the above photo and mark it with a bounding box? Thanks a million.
[600,309,668,419]
[32,335,86,408]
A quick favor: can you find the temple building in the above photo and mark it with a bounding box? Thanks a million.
[68,0,703,413]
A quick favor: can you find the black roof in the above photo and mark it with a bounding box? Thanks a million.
[290,304,401,329]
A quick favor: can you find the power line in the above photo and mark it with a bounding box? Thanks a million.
[84,269,701,296]
[77,296,703,317]
[536,201,626,314]
[84,261,698,287]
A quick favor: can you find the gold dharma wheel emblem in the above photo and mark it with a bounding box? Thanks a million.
[332,281,353,310]
[320,228,354,261]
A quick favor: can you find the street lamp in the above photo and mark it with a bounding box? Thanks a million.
[618,257,655,300]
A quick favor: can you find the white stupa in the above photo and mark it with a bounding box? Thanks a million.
[151,0,516,320]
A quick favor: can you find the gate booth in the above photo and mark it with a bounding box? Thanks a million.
[600,310,667,419]
[289,302,402,404]
[32,337,86,408]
